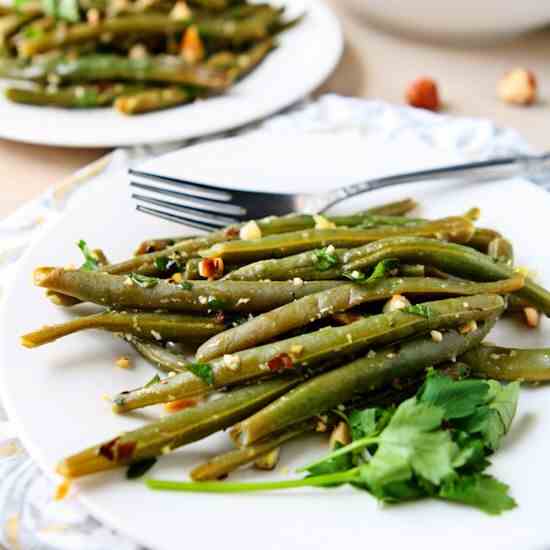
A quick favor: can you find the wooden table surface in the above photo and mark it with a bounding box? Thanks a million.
[3,0,550,219]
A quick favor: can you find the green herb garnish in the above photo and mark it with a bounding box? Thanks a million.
[128,273,160,288]
[144,374,161,388]
[154,256,169,272]
[42,0,80,22]
[403,304,433,319]
[127,458,157,479]
[179,281,193,291]
[314,247,339,271]
[77,240,99,271]
[207,297,226,310]
[344,258,399,284]
[147,371,519,515]
[187,362,214,385]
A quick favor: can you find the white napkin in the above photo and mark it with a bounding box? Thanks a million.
[0,95,532,550]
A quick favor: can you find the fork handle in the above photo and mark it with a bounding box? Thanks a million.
[320,153,550,212]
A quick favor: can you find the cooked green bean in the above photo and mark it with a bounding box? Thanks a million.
[6,82,143,108]
[191,420,314,481]
[113,294,504,412]
[462,344,550,382]
[126,336,192,374]
[57,376,302,478]
[232,319,495,446]
[114,86,195,114]
[364,198,418,216]
[33,268,342,312]
[200,217,475,262]
[196,276,523,361]
[342,237,550,316]
[469,228,502,252]
[20,310,226,348]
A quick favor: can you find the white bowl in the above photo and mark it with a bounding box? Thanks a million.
[342,0,550,41]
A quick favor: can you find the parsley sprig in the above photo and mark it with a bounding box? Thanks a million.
[77,240,100,271]
[147,371,520,515]
[344,258,399,284]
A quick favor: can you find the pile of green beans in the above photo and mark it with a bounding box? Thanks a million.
[22,198,550,481]
[0,0,297,114]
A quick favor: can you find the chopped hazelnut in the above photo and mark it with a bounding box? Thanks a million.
[181,25,205,64]
[164,398,200,413]
[498,68,537,106]
[523,307,540,328]
[115,356,131,369]
[459,320,478,335]
[383,294,411,314]
[198,257,224,279]
[54,478,72,501]
[329,421,351,449]
[405,77,440,111]
[239,220,262,241]
[430,330,443,342]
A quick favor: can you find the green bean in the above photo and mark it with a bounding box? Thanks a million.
[126,336,192,374]
[33,268,343,312]
[469,228,502,253]
[342,237,550,316]
[6,82,144,108]
[488,237,514,266]
[20,310,226,348]
[57,376,302,478]
[200,217,475,262]
[55,54,229,88]
[16,15,191,56]
[114,86,195,114]
[364,198,418,216]
[196,276,524,361]
[462,344,550,382]
[232,319,495,446]
[190,420,314,481]
[112,294,504,412]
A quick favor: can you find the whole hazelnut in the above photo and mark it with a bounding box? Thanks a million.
[405,77,440,111]
[497,68,537,106]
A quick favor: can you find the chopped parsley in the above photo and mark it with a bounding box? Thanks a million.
[403,304,433,319]
[344,258,399,284]
[77,240,99,271]
[154,256,169,272]
[147,371,520,516]
[179,281,193,291]
[187,362,214,385]
[207,297,226,310]
[127,273,160,288]
[144,374,161,388]
[314,247,339,271]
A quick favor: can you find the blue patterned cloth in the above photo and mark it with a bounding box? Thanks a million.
[0,95,533,549]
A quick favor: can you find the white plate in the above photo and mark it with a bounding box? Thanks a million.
[2,133,550,550]
[0,0,342,148]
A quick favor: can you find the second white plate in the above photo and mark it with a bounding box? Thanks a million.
[0,0,342,147]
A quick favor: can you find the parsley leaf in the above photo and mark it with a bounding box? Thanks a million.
[419,371,490,420]
[179,281,193,290]
[439,474,517,515]
[402,304,433,319]
[207,297,226,310]
[343,258,399,284]
[187,362,214,385]
[455,381,520,451]
[77,240,100,271]
[126,458,157,479]
[154,256,169,272]
[314,247,339,271]
[127,273,160,288]
[348,408,389,441]
[360,397,457,493]
[144,374,161,388]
